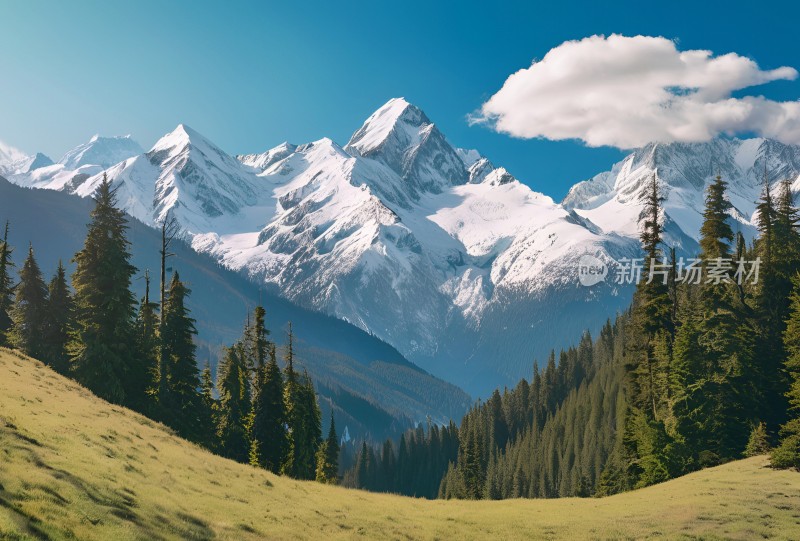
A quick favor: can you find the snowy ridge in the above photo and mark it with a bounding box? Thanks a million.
[564,138,800,254]
[59,135,144,170]
[6,99,800,395]
[0,140,52,176]
[7,134,144,192]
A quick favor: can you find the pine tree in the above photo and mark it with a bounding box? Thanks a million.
[699,174,734,262]
[292,370,322,480]
[774,179,800,279]
[676,173,753,466]
[41,261,73,373]
[250,342,287,473]
[355,441,370,489]
[9,245,48,359]
[636,174,672,339]
[246,306,270,389]
[216,343,251,462]
[316,411,340,484]
[136,271,160,392]
[198,361,218,451]
[0,221,15,347]
[772,274,800,468]
[159,272,202,440]
[622,174,675,488]
[744,422,770,457]
[762,179,800,429]
[282,323,301,476]
[755,167,775,269]
[69,176,138,405]
[132,270,159,413]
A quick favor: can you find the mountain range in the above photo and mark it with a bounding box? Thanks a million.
[2,98,799,395]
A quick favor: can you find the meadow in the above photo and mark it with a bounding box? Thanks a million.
[1,348,799,541]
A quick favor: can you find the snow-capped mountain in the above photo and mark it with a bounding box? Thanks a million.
[0,140,52,176]
[563,138,800,254]
[8,99,799,395]
[6,134,144,192]
[59,134,143,170]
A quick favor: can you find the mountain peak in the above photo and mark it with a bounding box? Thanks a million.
[344,98,468,198]
[346,98,430,156]
[149,124,223,158]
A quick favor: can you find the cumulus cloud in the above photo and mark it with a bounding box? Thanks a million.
[474,34,800,149]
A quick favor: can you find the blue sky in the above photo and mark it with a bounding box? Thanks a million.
[1,0,799,199]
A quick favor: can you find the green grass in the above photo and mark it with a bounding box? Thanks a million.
[1,348,800,540]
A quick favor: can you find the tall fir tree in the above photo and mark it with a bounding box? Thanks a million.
[246,305,270,389]
[128,270,159,416]
[293,370,322,480]
[216,343,251,462]
[699,174,734,262]
[678,173,753,466]
[757,178,800,431]
[41,261,73,373]
[159,272,202,440]
[250,342,288,473]
[69,175,138,405]
[9,245,48,359]
[135,270,160,410]
[621,174,675,489]
[282,323,300,475]
[772,274,800,468]
[316,411,340,484]
[0,220,15,347]
[198,362,218,451]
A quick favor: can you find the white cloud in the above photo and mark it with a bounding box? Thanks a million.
[475,34,800,149]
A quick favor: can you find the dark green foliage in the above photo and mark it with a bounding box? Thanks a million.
[216,343,251,462]
[699,174,734,261]
[0,221,14,346]
[69,176,138,405]
[132,271,159,413]
[41,261,73,374]
[773,274,800,468]
[347,322,610,499]
[198,362,218,450]
[281,324,311,477]
[158,272,202,440]
[761,180,800,429]
[345,420,459,498]
[205,312,324,483]
[250,342,288,473]
[290,371,322,480]
[247,306,269,376]
[9,245,48,359]
[136,271,159,414]
[316,412,339,484]
[635,174,673,339]
[622,173,676,488]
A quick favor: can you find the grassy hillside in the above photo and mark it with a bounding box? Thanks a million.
[1,349,800,541]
